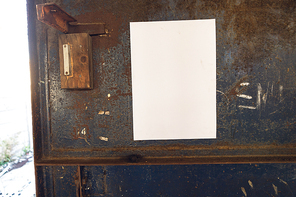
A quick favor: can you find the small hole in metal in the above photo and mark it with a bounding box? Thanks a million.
[81,56,87,63]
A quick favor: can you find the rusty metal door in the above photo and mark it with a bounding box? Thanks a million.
[28,0,296,196]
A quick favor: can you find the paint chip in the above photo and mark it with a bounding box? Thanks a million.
[99,136,109,141]
[241,187,247,196]
[98,110,104,115]
[238,105,256,110]
[237,94,252,99]
[248,180,253,189]
[272,184,278,195]
[240,82,250,86]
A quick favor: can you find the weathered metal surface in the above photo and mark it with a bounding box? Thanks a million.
[36,164,296,196]
[30,0,296,164]
[28,0,296,195]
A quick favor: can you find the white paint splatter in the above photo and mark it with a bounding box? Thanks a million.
[237,94,252,99]
[272,184,278,195]
[240,82,250,86]
[241,187,247,196]
[257,83,262,110]
[238,105,256,110]
[248,180,253,189]
[99,136,109,141]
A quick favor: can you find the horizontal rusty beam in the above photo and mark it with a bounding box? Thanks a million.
[35,155,296,166]
[36,3,105,35]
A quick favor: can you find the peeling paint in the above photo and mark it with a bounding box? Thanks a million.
[99,136,109,141]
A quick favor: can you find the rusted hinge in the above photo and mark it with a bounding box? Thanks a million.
[36,3,105,35]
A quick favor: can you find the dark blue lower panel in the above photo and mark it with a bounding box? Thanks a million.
[38,163,296,197]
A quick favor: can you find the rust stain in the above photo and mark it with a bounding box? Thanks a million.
[72,8,123,50]
[52,140,296,153]
[98,124,109,128]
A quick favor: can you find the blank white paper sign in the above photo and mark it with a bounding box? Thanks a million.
[130,19,216,141]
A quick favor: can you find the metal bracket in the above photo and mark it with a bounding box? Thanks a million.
[36,3,105,35]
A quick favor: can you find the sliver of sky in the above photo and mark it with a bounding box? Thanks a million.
[0,0,30,97]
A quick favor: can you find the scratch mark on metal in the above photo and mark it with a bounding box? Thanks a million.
[78,137,91,145]
[217,90,230,103]
[248,180,253,189]
[238,105,256,110]
[278,177,288,185]
[269,110,278,115]
[241,187,247,196]
[257,83,262,110]
[262,93,267,106]
[279,85,284,102]
[272,184,278,195]
[237,94,252,99]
